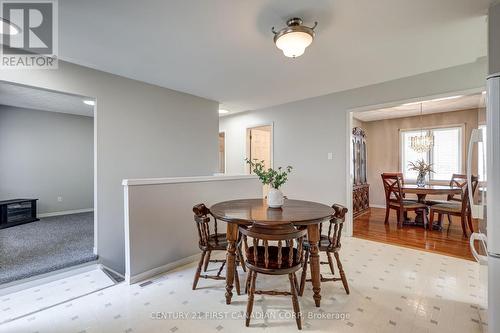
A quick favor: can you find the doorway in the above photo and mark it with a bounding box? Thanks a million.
[0,81,99,284]
[218,132,225,174]
[246,125,273,171]
[246,125,273,197]
[346,89,486,260]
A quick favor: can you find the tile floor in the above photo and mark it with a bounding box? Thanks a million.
[0,238,487,333]
[0,268,114,326]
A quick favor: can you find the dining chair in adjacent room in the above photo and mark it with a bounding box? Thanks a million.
[192,203,244,294]
[381,172,428,228]
[241,222,306,330]
[428,174,478,237]
[299,204,350,296]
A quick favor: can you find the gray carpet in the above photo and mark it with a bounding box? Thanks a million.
[0,212,97,284]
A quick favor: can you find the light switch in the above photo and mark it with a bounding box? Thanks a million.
[327,152,333,160]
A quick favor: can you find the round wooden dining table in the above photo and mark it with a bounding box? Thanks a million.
[210,198,335,307]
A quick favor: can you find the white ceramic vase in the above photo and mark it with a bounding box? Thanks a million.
[267,187,284,208]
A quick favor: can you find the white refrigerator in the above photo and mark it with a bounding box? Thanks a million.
[469,73,500,333]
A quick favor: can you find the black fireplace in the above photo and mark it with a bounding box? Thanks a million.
[0,199,39,229]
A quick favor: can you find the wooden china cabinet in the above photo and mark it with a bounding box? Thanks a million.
[352,127,369,217]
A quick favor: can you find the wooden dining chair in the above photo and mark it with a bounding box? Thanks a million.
[428,174,478,237]
[299,204,350,296]
[241,222,306,330]
[381,173,428,228]
[192,203,244,294]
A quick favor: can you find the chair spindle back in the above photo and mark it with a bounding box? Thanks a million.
[193,203,219,248]
[240,223,306,270]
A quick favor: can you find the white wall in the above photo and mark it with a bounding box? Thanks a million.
[0,61,219,274]
[123,175,261,283]
[0,105,93,214]
[220,60,487,235]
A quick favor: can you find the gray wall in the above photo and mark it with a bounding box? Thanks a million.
[220,60,487,236]
[0,61,219,274]
[124,176,261,283]
[0,106,93,214]
[489,2,500,75]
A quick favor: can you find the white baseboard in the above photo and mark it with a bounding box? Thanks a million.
[98,264,125,281]
[126,253,200,285]
[38,208,94,218]
[369,204,386,209]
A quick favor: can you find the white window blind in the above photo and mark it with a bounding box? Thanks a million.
[431,127,461,181]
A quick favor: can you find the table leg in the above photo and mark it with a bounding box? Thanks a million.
[307,224,321,307]
[403,194,429,227]
[225,223,238,305]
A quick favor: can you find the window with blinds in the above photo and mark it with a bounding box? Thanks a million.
[400,126,462,181]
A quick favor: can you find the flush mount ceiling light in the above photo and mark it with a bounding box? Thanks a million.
[0,17,20,35]
[272,17,317,58]
[218,109,229,114]
[83,100,95,106]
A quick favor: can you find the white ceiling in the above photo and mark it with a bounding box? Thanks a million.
[58,0,489,114]
[0,82,95,117]
[353,92,486,122]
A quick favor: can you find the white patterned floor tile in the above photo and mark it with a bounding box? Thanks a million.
[0,238,487,333]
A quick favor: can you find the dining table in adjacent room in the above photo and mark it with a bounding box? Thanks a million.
[401,184,462,227]
[210,198,335,307]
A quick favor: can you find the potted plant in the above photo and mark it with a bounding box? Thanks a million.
[408,159,434,187]
[245,158,292,208]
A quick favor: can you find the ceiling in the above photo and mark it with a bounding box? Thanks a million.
[58,0,489,114]
[353,92,486,122]
[0,82,95,117]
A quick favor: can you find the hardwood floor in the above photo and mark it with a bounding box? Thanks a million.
[353,207,480,260]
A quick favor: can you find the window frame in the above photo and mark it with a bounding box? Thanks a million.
[399,124,464,182]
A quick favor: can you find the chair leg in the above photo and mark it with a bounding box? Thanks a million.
[467,211,474,233]
[293,272,299,292]
[245,271,257,327]
[334,252,350,295]
[422,208,429,229]
[237,244,246,272]
[326,251,335,275]
[429,210,435,230]
[460,214,467,238]
[299,249,309,296]
[203,251,211,272]
[447,214,452,226]
[397,208,404,228]
[384,206,390,224]
[192,251,206,290]
[234,264,241,296]
[288,273,302,330]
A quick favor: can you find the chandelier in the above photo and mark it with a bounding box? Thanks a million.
[272,18,317,58]
[410,103,434,153]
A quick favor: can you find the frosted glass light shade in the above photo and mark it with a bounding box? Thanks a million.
[275,31,313,58]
